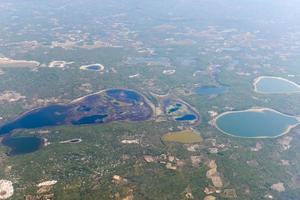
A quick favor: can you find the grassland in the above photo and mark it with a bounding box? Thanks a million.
[162,129,203,144]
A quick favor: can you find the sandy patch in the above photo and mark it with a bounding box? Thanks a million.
[162,69,176,75]
[206,160,223,188]
[121,139,139,144]
[129,73,140,78]
[191,156,202,167]
[48,61,73,68]
[112,175,127,185]
[0,180,13,199]
[37,180,57,187]
[204,195,216,200]
[250,142,263,152]
[0,91,25,103]
[0,56,40,68]
[271,182,285,192]
[278,136,293,151]
[36,180,57,195]
[143,155,156,163]
[51,40,116,50]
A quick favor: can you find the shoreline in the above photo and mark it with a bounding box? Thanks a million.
[212,107,300,139]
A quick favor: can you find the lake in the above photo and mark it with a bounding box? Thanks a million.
[0,89,153,155]
[254,76,300,94]
[2,136,44,156]
[215,108,299,138]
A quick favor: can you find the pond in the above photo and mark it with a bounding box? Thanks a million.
[163,99,200,125]
[215,108,299,138]
[175,114,197,121]
[80,63,105,71]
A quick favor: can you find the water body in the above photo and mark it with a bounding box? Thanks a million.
[0,105,68,135]
[0,89,153,155]
[86,65,102,71]
[175,114,197,121]
[167,103,182,114]
[80,63,104,71]
[194,86,228,95]
[163,98,200,125]
[254,76,300,94]
[2,136,43,156]
[72,114,108,125]
[215,108,299,138]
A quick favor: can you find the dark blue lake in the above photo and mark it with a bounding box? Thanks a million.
[72,114,108,125]
[0,105,68,136]
[175,114,197,121]
[87,65,102,70]
[2,136,44,156]
[0,89,153,155]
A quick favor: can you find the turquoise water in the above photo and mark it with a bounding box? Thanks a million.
[255,77,300,93]
[216,109,299,137]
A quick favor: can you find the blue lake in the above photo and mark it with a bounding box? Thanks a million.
[0,89,153,155]
[2,136,44,156]
[81,64,104,71]
[216,108,299,138]
[86,65,102,70]
[254,76,300,94]
[175,114,197,121]
[0,105,68,136]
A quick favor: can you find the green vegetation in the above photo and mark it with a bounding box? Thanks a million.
[162,129,203,144]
